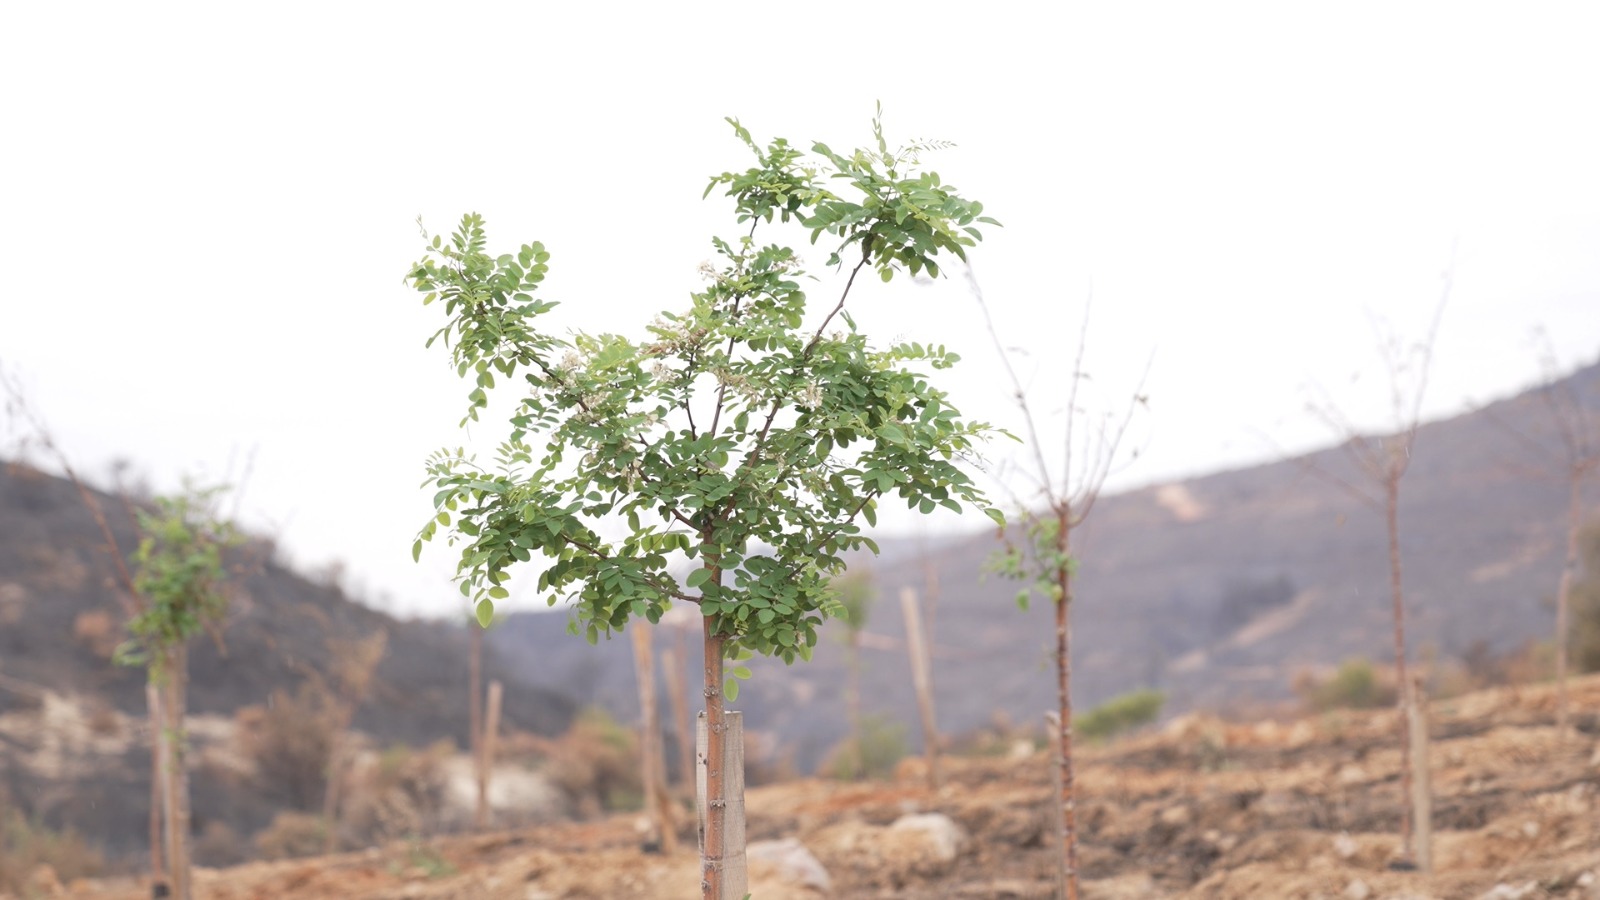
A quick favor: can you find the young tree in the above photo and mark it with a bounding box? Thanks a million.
[1304,300,1447,865]
[978,292,1146,900]
[119,488,238,900]
[1544,367,1600,735]
[406,113,1001,899]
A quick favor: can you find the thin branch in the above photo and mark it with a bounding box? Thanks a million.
[968,266,1057,503]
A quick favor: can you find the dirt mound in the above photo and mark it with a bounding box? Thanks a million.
[57,675,1600,899]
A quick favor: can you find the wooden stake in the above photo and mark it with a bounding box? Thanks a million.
[631,627,675,853]
[696,710,746,898]
[661,636,695,792]
[478,679,503,829]
[146,683,167,895]
[1406,678,1433,875]
[899,587,942,791]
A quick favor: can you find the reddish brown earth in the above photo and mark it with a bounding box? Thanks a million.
[34,676,1600,900]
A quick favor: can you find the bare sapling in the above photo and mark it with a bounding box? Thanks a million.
[975,283,1148,900]
[1480,338,1600,735]
[1303,289,1447,865]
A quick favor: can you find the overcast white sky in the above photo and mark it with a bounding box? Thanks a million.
[3,3,1597,617]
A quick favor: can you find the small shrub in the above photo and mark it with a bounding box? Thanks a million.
[193,821,246,868]
[540,707,641,818]
[339,740,454,845]
[236,683,337,810]
[1296,658,1395,712]
[1076,689,1164,742]
[0,809,102,894]
[254,811,327,861]
[821,714,907,780]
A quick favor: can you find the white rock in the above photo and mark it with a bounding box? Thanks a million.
[747,838,831,893]
[1344,878,1371,900]
[889,812,968,862]
[1333,831,1358,860]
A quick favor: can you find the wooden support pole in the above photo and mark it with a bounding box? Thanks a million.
[696,710,746,899]
[631,626,675,853]
[477,679,503,829]
[146,683,167,896]
[899,587,942,791]
[661,637,695,792]
[1407,678,1433,875]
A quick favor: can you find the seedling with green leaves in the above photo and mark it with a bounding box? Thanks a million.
[407,111,1001,900]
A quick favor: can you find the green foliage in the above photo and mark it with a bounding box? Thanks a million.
[117,487,236,678]
[986,514,1074,611]
[1298,658,1395,712]
[407,112,1000,665]
[1075,689,1164,742]
[824,713,907,780]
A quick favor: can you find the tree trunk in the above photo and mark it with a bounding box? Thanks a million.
[697,572,744,900]
[1555,474,1582,736]
[146,683,168,897]
[1055,513,1078,900]
[899,587,941,791]
[161,645,192,900]
[470,623,485,830]
[1385,472,1414,861]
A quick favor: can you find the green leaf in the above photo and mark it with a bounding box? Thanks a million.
[731,665,752,680]
[984,507,1006,527]
[476,599,496,627]
[724,678,740,701]
[686,568,712,589]
[411,539,423,563]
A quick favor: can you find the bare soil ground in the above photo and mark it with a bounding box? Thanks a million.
[37,676,1600,900]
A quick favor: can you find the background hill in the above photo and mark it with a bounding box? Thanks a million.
[490,361,1600,773]
[0,463,577,857]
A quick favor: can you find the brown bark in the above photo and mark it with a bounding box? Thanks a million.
[699,559,730,900]
[1385,471,1414,860]
[161,645,192,900]
[1055,512,1078,900]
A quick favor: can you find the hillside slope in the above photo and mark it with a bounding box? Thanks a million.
[0,462,577,856]
[492,361,1600,771]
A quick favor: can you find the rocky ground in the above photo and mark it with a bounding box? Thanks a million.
[23,675,1600,899]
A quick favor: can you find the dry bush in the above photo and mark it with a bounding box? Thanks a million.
[337,741,454,845]
[235,682,337,810]
[540,707,641,819]
[819,715,907,781]
[0,807,103,894]
[71,609,120,659]
[1294,658,1397,712]
[254,811,327,861]
[193,821,247,868]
